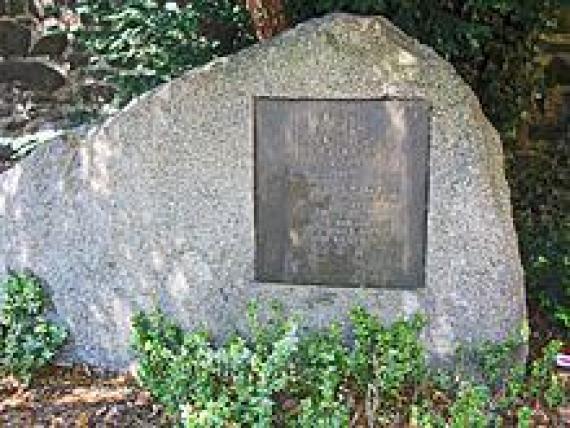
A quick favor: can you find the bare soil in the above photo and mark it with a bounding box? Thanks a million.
[0,365,172,427]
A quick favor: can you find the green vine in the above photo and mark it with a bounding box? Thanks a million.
[71,0,255,106]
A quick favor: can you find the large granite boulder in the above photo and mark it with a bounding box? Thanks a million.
[0,14,526,369]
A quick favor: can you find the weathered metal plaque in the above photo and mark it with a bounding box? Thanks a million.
[254,98,429,288]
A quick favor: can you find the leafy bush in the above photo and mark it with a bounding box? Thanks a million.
[292,324,350,427]
[448,383,492,427]
[528,340,566,409]
[71,0,256,105]
[131,302,567,426]
[507,136,570,330]
[132,303,426,426]
[348,307,425,423]
[132,306,299,426]
[0,273,68,382]
[284,0,556,142]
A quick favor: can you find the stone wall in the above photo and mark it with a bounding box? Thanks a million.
[0,0,69,137]
[0,0,107,174]
[0,0,281,146]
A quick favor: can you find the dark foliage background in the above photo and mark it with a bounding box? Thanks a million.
[284,0,556,142]
[71,0,256,104]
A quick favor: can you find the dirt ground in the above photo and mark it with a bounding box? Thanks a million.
[1,365,568,427]
[0,365,172,427]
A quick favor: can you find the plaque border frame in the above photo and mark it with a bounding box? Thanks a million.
[252,96,431,290]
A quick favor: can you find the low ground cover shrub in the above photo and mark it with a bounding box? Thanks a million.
[131,302,567,427]
[0,273,68,383]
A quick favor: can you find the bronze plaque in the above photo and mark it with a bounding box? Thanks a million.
[254,98,429,288]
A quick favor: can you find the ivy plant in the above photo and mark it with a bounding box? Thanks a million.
[71,0,256,106]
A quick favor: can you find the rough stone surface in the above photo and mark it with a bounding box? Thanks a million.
[0,14,526,369]
[0,18,31,56]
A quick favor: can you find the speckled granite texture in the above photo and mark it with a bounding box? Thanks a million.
[0,14,526,368]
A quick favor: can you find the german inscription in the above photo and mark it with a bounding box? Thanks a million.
[255,98,429,288]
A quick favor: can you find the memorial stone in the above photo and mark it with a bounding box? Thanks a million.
[0,14,526,368]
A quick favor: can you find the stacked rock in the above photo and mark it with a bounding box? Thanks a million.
[0,0,70,140]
